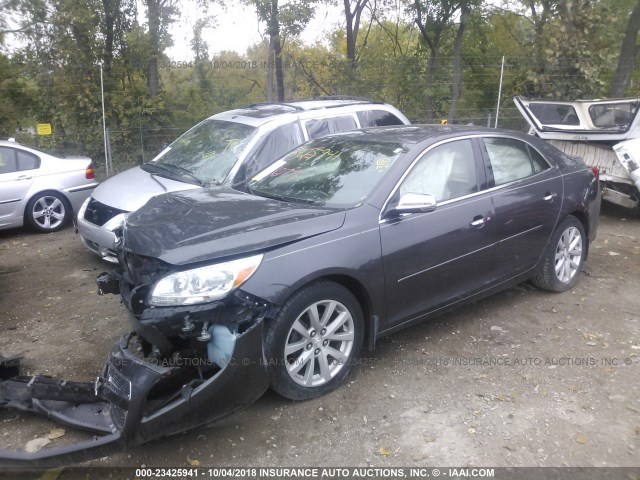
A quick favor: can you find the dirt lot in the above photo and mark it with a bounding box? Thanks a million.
[0,203,639,472]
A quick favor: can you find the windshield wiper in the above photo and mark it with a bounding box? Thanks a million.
[142,162,205,187]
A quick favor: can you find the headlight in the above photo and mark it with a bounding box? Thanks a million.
[78,197,91,219]
[103,213,128,232]
[150,254,263,306]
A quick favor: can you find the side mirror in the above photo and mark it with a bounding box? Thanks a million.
[395,193,438,213]
[393,192,437,215]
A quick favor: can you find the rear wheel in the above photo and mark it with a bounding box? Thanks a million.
[264,281,364,400]
[532,216,586,292]
[25,192,70,233]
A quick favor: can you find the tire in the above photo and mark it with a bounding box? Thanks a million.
[264,280,364,400]
[25,191,71,233]
[532,216,586,292]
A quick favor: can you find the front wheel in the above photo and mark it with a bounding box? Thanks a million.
[25,192,70,233]
[264,281,364,400]
[532,216,586,292]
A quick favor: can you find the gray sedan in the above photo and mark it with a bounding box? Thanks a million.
[0,139,98,232]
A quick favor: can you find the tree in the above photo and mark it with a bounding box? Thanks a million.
[143,0,177,96]
[411,0,460,121]
[250,0,315,101]
[449,1,470,123]
[101,0,137,70]
[610,0,640,97]
[343,0,370,65]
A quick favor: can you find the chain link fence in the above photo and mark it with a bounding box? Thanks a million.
[10,55,638,180]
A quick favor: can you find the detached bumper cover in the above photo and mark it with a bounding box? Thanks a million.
[0,318,269,467]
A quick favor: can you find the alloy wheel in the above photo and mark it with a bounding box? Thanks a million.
[32,196,66,230]
[284,300,355,387]
[554,226,582,283]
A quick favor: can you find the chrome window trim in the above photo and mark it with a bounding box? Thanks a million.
[480,135,552,185]
[379,134,559,224]
[378,135,480,223]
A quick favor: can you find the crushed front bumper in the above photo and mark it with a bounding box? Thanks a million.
[0,317,269,467]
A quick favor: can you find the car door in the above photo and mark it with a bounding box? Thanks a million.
[0,147,39,226]
[379,138,496,328]
[479,136,563,281]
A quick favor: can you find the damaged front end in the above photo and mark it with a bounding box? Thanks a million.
[0,252,271,467]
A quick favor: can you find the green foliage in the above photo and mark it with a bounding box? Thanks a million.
[1,0,640,176]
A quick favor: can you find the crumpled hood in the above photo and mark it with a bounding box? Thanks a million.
[92,166,199,212]
[124,188,346,265]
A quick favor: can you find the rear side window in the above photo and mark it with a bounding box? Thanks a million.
[17,150,40,170]
[0,147,40,174]
[482,138,549,186]
[305,115,358,140]
[528,146,549,174]
[357,110,405,127]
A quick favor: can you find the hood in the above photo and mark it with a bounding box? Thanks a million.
[92,166,200,212]
[124,188,346,265]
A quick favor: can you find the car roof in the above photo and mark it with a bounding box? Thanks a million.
[210,98,390,127]
[321,124,520,146]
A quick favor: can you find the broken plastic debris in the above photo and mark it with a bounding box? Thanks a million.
[46,428,65,440]
[25,437,51,453]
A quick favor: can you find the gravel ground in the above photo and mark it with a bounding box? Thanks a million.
[0,203,639,475]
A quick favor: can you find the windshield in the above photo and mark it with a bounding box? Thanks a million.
[248,136,406,208]
[151,119,258,184]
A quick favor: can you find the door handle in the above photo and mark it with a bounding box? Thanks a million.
[17,175,32,181]
[470,215,489,227]
[543,192,557,202]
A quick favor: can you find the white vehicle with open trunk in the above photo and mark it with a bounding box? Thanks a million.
[514,96,640,211]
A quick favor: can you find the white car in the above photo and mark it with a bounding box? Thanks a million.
[77,99,410,262]
[0,139,98,232]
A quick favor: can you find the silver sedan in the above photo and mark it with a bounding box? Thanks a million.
[0,139,98,232]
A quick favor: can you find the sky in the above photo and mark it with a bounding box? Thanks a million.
[166,1,346,60]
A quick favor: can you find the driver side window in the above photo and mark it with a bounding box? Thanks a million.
[400,139,478,202]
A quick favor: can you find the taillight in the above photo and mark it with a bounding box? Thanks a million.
[590,166,599,181]
[86,164,95,179]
